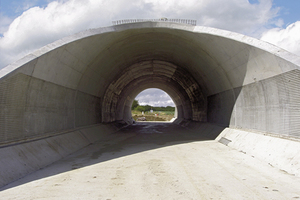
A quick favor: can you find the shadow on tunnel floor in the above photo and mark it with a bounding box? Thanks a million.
[0,122,226,191]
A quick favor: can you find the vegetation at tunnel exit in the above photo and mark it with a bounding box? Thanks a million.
[131,99,175,121]
[131,99,175,112]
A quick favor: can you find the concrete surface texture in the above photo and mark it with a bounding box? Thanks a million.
[1,22,300,189]
[1,123,300,200]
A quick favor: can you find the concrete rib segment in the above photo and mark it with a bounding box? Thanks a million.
[1,123,300,199]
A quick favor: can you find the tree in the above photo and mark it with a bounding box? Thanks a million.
[144,105,152,112]
[135,106,145,112]
[131,99,139,110]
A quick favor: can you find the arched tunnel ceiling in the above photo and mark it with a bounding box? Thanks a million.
[4,22,299,96]
[1,22,300,142]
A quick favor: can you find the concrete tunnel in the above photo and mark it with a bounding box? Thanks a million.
[1,22,300,188]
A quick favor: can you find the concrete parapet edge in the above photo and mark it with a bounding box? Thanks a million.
[0,123,120,188]
[216,128,300,177]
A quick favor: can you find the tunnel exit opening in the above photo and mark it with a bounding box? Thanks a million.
[131,88,177,122]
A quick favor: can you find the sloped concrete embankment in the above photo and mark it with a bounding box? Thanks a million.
[179,120,300,177]
[216,128,300,177]
[0,123,123,188]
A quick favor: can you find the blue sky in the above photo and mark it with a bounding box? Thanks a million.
[0,0,299,106]
[0,0,49,18]
[249,0,299,25]
[271,0,300,25]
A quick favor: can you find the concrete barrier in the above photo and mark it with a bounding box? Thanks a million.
[0,123,120,188]
[216,128,300,177]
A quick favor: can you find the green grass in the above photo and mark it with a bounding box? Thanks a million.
[131,110,175,121]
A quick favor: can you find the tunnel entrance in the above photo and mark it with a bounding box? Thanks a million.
[131,88,177,122]
[1,22,300,192]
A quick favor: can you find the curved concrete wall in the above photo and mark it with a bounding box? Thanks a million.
[1,22,300,143]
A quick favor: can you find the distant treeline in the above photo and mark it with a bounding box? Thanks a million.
[131,99,175,112]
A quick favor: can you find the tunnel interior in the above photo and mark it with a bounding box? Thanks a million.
[1,22,300,187]
[1,22,300,145]
[103,60,206,124]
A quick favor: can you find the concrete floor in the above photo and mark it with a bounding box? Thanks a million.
[1,123,300,200]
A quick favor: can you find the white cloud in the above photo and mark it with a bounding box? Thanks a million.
[136,88,175,107]
[0,14,13,36]
[0,0,280,69]
[261,21,300,56]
